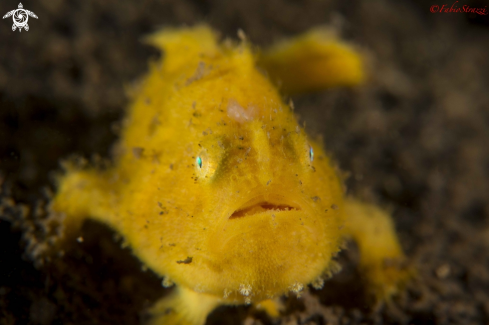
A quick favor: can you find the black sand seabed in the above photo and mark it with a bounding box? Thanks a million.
[1,0,488,324]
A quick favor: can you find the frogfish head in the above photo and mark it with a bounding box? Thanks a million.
[150,44,346,303]
[183,95,346,302]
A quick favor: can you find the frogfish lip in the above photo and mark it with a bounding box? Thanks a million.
[229,195,301,220]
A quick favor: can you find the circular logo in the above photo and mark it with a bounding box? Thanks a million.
[13,9,28,28]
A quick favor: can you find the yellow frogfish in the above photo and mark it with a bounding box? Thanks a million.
[48,25,411,325]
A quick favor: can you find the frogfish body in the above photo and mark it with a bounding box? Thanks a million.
[48,25,410,325]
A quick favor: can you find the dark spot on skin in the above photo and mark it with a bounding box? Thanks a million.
[148,115,161,136]
[151,151,161,164]
[176,257,193,264]
[331,204,339,210]
[132,147,144,159]
[311,196,320,202]
[169,243,176,247]
[186,62,206,85]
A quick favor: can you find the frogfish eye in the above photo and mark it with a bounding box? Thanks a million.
[195,148,220,180]
[309,146,314,162]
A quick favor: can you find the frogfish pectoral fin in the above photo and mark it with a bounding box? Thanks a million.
[145,286,222,325]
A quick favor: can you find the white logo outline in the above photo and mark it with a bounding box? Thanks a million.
[3,3,38,32]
